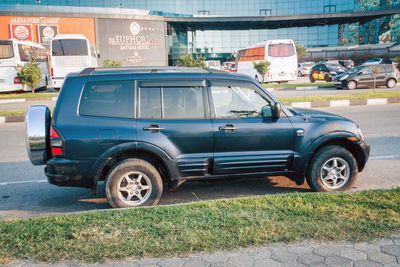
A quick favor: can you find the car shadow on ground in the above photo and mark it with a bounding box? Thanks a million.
[0,161,310,219]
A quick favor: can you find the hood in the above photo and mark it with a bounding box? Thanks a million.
[289,108,353,122]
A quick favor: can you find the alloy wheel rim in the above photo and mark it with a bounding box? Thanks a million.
[388,79,395,88]
[348,81,356,89]
[320,157,350,189]
[117,171,152,205]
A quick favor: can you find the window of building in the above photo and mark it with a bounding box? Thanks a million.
[324,5,336,13]
[259,9,272,15]
[139,86,206,119]
[80,80,134,118]
[198,10,210,15]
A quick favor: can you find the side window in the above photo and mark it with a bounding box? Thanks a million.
[363,67,372,75]
[210,81,270,118]
[139,86,206,119]
[79,80,134,118]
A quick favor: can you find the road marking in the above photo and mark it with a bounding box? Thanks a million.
[370,155,399,159]
[0,180,47,186]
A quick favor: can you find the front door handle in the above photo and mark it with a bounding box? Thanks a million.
[143,125,164,132]
[219,124,238,131]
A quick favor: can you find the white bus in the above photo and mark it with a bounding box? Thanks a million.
[236,39,297,83]
[50,34,97,89]
[0,39,49,92]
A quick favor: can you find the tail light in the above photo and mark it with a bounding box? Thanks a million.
[14,76,21,84]
[50,127,63,156]
[50,67,54,78]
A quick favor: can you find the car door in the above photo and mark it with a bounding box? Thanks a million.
[374,65,387,86]
[358,66,373,86]
[208,79,294,175]
[311,65,321,80]
[136,79,214,177]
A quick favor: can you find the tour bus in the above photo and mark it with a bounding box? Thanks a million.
[236,39,297,83]
[0,39,49,92]
[50,34,97,89]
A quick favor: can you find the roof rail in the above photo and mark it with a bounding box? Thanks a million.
[79,66,229,76]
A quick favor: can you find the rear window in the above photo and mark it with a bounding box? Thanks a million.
[79,81,134,118]
[268,43,295,57]
[52,39,88,56]
[0,42,14,59]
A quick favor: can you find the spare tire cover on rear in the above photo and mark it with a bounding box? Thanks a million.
[25,105,51,165]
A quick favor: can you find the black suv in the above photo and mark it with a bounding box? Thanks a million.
[26,67,370,208]
[334,64,398,90]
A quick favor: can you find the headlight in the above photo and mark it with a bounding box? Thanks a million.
[357,126,364,141]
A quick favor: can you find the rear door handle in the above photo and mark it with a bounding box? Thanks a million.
[219,124,238,131]
[143,125,164,132]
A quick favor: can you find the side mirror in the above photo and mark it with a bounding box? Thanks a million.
[272,102,281,119]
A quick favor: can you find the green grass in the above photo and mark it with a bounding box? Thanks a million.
[0,92,58,100]
[1,189,399,263]
[278,91,400,103]
[264,82,333,89]
[0,109,26,117]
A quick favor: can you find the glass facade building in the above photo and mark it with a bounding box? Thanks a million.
[2,0,400,65]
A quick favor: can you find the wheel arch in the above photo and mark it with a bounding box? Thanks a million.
[90,142,176,192]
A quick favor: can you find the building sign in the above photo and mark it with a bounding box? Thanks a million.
[10,24,33,41]
[38,25,58,45]
[98,18,167,66]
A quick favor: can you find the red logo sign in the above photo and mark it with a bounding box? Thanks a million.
[10,24,33,42]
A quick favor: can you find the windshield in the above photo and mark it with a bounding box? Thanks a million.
[344,66,363,75]
[327,64,346,71]
[0,41,14,59]
[52,39,88,56]
[268,43,295,57]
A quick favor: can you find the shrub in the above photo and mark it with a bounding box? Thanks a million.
[176,54,206,67]
[253,61,271,83]
[16,61,41,93]
[103,60,123,67]
[295,42,308,57]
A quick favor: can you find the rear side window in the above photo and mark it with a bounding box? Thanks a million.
[139,86,205,119]
[80,80,134,118]
[52,39,88,56]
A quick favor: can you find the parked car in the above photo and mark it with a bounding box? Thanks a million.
[297,62,315,76]
[338,59,354,69]
[334,64,398,89]
[222,61,237,72]
[204,60,221,70]
[362,58,393,66]
[309,63,347,82]
[26,67,370,208]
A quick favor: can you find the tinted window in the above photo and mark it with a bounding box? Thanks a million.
[210,81,270,118]
[371,65,386,73]
[80,81,134,118]
[268,43,295,57]
[52,39,88,56]
[0,41,13,59]
[139,86,205,119]
[385,65,395,72]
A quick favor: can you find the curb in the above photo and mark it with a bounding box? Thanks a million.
[1,97,399,124]
[0,97,57,104]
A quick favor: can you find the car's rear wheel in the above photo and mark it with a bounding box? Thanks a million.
[306,145,358,192]
[309,76,315,83]
[346,80,357,90]
[105,159,163,208]
[298,71,302,77]
[386,78,397,88]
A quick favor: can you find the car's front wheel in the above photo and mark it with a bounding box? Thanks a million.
[105,158,163,208]
[306,145,358,192]
[346,80,357,90]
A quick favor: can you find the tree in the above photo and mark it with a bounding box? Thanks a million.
[371,65,380,93]
[176,54,206,67]
[16,61,42,93]
[394,56,400,69]
[253,61,271,83]
[103,59,123,67]
[295,42,307,57]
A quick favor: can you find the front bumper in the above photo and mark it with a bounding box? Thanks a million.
[357,139,370,172]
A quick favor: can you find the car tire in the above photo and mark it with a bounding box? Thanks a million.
[306,145,358,192]
[298,71,302,77]
[346,80,357,90]
[386,78,397,88]
[309,76,315,83]
[105,158,163,208]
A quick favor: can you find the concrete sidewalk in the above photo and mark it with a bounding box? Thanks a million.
[8,237,400,266]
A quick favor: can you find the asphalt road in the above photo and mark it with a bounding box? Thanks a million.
[0,104,399,219]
